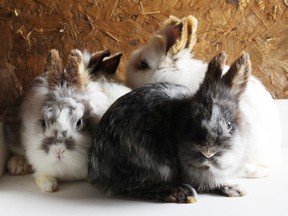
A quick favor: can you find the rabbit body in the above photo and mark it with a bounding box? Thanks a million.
[89,52,250,202]
[3,49,130,192]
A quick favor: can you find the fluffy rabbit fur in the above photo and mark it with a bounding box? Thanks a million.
[126,15,281,177]
[88,52,250,203]
[84,50,131,118]
[3,49,130,192]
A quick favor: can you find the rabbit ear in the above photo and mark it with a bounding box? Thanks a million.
[46,49,63,87]
[87,50,111,74]
[203,51,227,83]
[100,53,122,75]
[183,15,198,52]
[63,49,89,90]
[159,15,182,32]
[164,15,198,55]
[222,52,251,97]
[164,22,183,53]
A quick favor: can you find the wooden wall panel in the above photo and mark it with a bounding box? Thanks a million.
[0,0,287,115]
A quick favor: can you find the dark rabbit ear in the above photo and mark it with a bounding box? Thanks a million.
[164,22,183,53]
[222,52,251,97]
[88,50,111,74]
[100,53,122,75]
[46,49,63,87]
[203,52,227,83]
[63,49,89,90]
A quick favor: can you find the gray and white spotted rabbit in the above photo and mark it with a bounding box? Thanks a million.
[3,49,130,192]
[88,52,251,203]
[125,15,281,178]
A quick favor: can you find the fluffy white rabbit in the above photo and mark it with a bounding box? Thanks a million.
[126,15,281,178]
[3,49,130,192]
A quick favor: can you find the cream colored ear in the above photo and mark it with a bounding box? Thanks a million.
[170,15,198,55]
[46,49,63,87]
[183,15,198,52]
[63,49,89,90]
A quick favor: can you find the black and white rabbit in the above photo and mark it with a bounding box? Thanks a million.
[125,15,281,177]
[2,49,130,192]
[19,49,97,192]
[88,52,250,203]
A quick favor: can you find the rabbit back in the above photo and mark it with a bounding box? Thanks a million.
[88,82,191,194]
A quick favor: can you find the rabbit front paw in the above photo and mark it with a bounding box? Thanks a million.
[7,155,32,175]
[213,184,246,197]
[162,184,198,203]
[35,175,58,192]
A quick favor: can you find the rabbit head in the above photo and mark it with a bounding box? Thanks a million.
[179,52,251,190]
[126,15,199,90]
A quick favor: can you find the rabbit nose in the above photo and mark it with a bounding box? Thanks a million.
[55,148,65,159]
[201,149,216,159]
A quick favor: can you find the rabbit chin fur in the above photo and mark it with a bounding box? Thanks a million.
[181,131,247,192]
[21,76,91,181]
[126,48,282,177]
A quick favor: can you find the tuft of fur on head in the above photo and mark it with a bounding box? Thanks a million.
[46,49,63,87]
[63,49,90,91]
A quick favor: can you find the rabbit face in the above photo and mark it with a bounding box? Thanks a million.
[40,91,91,163]
[180,98,243,174]
[126,16,205,93]
[23,86,94,181]
[126,37,169,88]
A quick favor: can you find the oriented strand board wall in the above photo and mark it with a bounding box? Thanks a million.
[0,0,288,115]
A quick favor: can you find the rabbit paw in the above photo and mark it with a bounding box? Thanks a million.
[7,155,32,175]
[35,175,58,192]
[214,184,246,197]
[162,184,198,203]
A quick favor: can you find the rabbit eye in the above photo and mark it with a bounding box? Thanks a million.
[139,59,149,70]
[76,118,82,130]
[40,120,46,131]
[227,121,232,130]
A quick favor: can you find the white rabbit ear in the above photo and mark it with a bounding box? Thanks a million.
[63,49,90,90]
[46,49,63,87]
[87,50,110,74]
[100,52,122,75]
[222,52,251,97]
[204,51,227,83]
